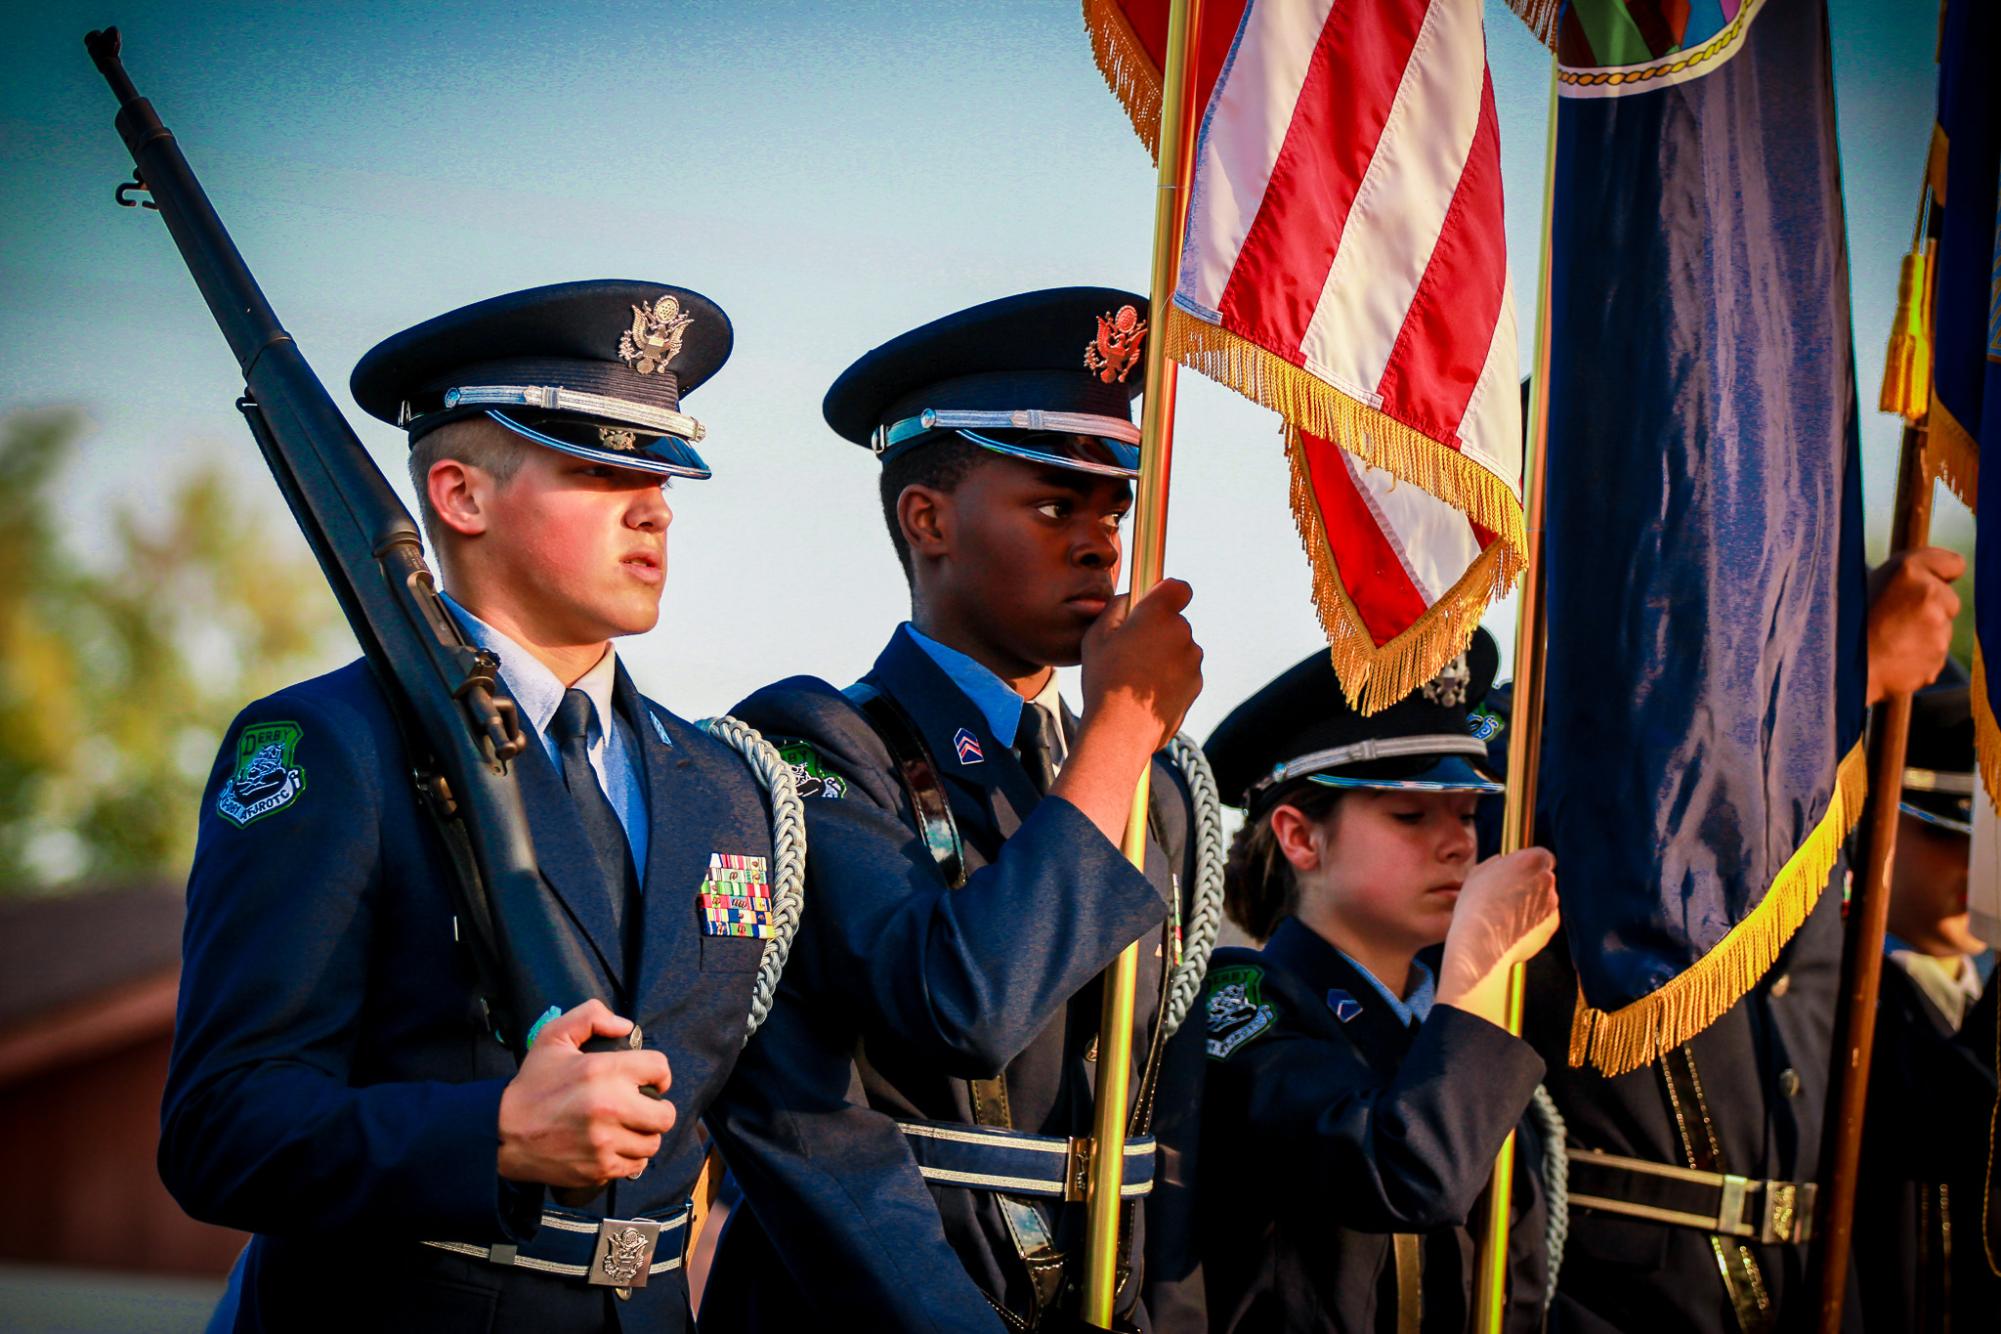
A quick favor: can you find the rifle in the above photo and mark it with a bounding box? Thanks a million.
[83,27,603,1065]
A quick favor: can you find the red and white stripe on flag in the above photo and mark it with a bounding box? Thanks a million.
[1087,0,1526,712]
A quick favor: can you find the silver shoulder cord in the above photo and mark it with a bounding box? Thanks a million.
[1529,1084,1569,1304]
[1162,733,1227,1037]
[699,715,807,1044]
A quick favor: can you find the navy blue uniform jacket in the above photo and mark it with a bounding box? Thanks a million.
[1198,919,1549,1333]
[163,659,781,1332]
[1852,959,2000,1332]
[701,626,1197,1330]
[1522,885,1852,1334]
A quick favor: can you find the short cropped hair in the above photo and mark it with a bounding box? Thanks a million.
[878,435,989,579]
[406,416,529,548]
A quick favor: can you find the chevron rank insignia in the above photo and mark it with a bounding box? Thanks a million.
[697,852,773,939]
[953,727,984,765]
[1326,988,1364,1023]
[1205,964,1276,1061]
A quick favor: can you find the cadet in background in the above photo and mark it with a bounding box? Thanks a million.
[1853,662,1999,1332]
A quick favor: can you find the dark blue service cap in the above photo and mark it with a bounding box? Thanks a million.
[351,280,733,480]
[824,286,1150,479]
[1206,630,1504,812]
[1902,658,1975,836]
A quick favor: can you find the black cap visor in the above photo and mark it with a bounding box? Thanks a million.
[878,412,1141,479]
[487,410,712,480]
[1306,754,1504,795]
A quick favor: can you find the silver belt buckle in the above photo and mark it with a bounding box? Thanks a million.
[589,1216,661,1294]
[1714,1173,1754,1237]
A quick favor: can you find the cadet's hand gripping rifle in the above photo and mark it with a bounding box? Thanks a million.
[83,28,605,1065]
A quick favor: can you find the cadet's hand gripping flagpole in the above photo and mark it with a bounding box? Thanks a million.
[1473,46,1561,1334]
[1083,0,1201,1322]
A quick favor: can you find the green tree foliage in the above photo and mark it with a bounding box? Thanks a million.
[0,410,342,892]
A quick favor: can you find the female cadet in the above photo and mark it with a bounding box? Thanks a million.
[1195,632,1561,1333]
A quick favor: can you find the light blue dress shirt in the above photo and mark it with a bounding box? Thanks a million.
[906,624,1029,746]
[905,624,1072,774]
[442,592,648,874]
[1337,949,1437,1026]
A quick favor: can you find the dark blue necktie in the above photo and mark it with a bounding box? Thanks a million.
[550,689,639,938]
[1015,702,1063,795]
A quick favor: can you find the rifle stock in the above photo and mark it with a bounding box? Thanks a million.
[84,27,603,1061]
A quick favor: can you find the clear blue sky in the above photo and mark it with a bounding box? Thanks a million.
[0,0,1951,730]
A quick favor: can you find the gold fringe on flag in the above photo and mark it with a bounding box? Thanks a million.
[1168,309,1530,559]
[1504,0,1564,49]
[1879,243,1935,422]
[1286,427,1523,714]
[1975,649,2001,816]
[1567,740,1870,1076]
[1927,396,1982,511]
[1083,0,1164,156]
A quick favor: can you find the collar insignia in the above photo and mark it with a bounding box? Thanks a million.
[1084,304,1147,384]
[619,295,693,375]
[1326,988,1364,1023]
[953,727,985,765]
[1420,653,1471,708]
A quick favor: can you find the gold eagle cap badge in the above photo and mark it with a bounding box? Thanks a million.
[1420,653,1471,708]
[619,295,694,376]
[1084,304,1147,384]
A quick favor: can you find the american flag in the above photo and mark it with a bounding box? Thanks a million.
[1086,0,1525,712]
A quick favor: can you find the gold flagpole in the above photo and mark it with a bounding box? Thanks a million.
[1473,44,1560,1333]
[1083,0,1202,1321]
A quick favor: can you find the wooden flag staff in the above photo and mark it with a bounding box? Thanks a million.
[1082,0,1202,1321]
[1810,418,1935,1329]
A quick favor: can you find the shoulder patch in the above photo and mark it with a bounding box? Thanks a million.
[776,738,848,799]
[1468,710,1503,742]
[1204,962,1277,1061]
[216,720,308,827]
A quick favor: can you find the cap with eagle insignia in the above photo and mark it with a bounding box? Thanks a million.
[823,286,1149,479]
[351,280,732,479]
[1206,629,1505,813]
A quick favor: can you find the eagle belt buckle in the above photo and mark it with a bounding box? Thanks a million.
[590,1216,662,1296]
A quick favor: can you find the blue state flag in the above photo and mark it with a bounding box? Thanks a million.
[1540,0,1868,1075]
[1926,0,2001,816]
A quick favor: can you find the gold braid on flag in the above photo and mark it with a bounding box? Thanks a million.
[1913,107,1995,813]
[1567,741,1869,1075]
[1503,0,1564,49]
[1084,0,1164,156]
[1975,652,2001,818]
[1923,400,1980,819]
